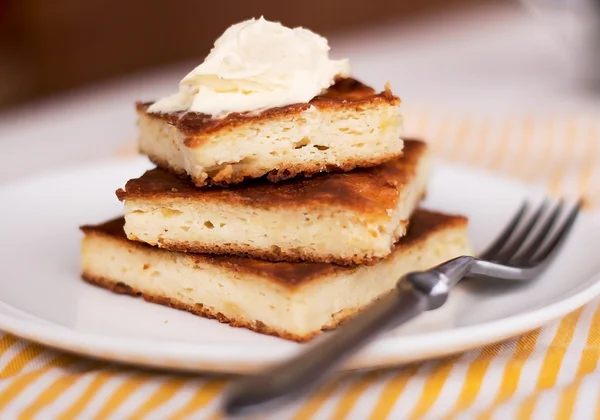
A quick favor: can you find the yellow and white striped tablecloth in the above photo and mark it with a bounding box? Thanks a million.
[1,109,599,419]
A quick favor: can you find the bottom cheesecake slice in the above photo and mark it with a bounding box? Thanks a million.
[79,209,471,342]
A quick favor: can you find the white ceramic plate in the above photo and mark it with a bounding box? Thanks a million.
[0,158,599,374]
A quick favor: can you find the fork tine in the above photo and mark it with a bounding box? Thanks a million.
[531,200,582,264]
[492,199,549,262]
[510,200,565,265]
[479,202,528,260]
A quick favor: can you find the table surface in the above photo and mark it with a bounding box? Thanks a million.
[0,2,598,185]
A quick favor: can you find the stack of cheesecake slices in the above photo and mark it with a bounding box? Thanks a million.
[79,76,472,342]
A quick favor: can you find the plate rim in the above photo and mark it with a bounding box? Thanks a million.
[0,156,599,374]
[0,270,598,374]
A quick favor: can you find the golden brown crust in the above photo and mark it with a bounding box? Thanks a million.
[80,208,468,288]
[81,272,319,342]
[117,139,426,215]
[137,77,400,141]
[144,148,405,187]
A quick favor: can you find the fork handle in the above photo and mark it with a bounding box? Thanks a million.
[222,276,432,418]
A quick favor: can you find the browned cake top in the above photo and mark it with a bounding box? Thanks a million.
[81,209,467,289]
[136,77,400,137]
[116,139,426,214]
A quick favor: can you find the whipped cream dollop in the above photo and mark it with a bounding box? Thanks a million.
[148,17,350,116]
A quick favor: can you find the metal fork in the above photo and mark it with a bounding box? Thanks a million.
[221,199,582,418]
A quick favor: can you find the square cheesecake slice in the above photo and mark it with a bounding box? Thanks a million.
[117,139,430,265]
[80,209,471,342]
[137,78,403,187]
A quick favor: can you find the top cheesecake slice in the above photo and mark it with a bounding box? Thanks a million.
[136,78,403,187]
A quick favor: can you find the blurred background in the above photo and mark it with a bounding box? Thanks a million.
[0,0,491,109]
[0,0,599,183]
[2,0,599,110]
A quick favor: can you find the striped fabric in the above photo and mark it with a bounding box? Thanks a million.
[2,109,600,419]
